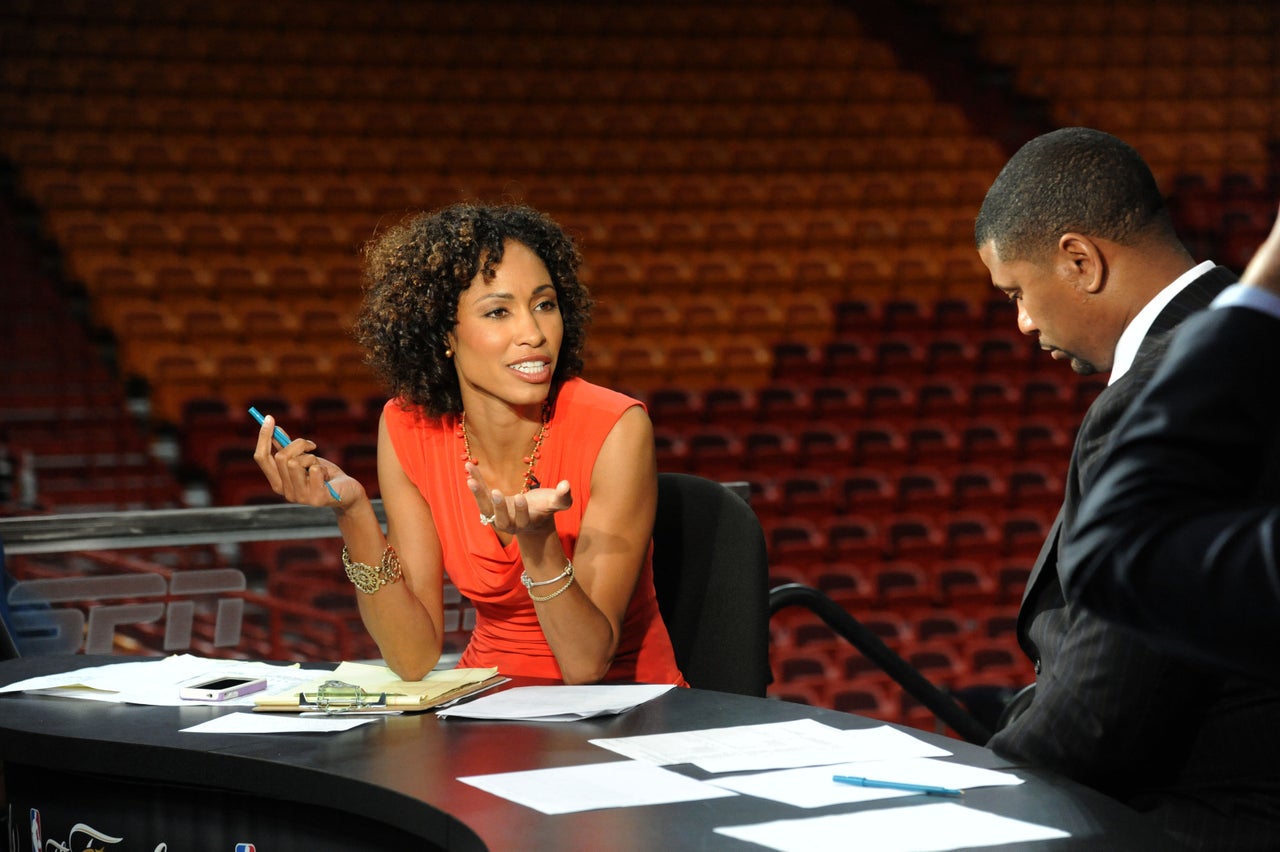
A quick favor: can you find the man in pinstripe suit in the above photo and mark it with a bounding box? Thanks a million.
[975,127,1280,851]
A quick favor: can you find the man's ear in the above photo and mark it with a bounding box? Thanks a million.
[1059,233,1106,293]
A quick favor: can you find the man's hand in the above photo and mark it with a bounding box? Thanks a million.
[1241,203,1280,294]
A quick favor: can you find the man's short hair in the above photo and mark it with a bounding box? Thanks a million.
[975,127,1174,262]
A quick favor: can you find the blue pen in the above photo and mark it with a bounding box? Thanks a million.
[248,406,291,447]
[832,775,963,797]
[249,407,341,502]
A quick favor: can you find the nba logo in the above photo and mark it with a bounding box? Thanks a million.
[235,845,256,852]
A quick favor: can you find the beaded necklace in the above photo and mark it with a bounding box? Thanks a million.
[457,402,550,493]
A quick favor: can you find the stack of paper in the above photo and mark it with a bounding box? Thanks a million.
[456,718,1071,850]
[0,654,313,706]
[0,655,502,713]
[253,660,502,712]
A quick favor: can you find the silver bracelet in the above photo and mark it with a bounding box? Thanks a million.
[527,569,575,603]
[521,560,573,589]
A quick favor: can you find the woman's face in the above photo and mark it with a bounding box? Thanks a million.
[447,239,564,410]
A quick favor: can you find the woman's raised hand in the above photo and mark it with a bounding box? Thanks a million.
[465,461,572,535]
[252,413,358,508]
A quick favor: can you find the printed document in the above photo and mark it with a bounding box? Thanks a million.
[458,759,735,814]
[591,719,950,773]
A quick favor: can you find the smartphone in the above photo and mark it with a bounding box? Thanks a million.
[179,675,269,702]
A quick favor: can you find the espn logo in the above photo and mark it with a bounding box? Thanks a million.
[7,569,246,654]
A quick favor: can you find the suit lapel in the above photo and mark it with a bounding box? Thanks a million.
[1016,511,1062,660]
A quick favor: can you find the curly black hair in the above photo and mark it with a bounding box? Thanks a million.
[354,203,591,418]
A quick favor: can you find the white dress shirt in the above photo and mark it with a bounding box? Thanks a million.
[1108,260,1215,385]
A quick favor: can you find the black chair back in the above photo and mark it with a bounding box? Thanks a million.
[651,473,770,696]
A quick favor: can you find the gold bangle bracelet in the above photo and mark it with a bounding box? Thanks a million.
[342,545,403,595]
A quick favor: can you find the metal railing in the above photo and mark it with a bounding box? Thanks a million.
[1,502,384,555]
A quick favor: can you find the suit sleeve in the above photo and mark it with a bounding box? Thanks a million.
[1063,306,1280,681]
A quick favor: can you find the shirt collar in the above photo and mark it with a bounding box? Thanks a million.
[1108,260,1214,385]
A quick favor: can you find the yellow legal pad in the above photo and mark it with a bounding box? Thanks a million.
[253,661,502,713]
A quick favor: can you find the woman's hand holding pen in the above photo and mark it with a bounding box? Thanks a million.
[252,412,360,509]
[465,461,572,536]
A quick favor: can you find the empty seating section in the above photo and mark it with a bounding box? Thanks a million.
[2,0,1274,728]
[935,0,1279,192]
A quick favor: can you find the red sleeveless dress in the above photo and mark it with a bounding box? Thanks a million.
[383,378,686,685]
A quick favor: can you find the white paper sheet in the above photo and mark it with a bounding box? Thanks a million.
[435,683,673,721]
[180,712,378,734]
[706,758,1024,809]
[715,802,1070,852]
[457,759,736,814]
[591,720,950,773]
[0,654,317,707]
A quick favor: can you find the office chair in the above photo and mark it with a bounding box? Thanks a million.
[0,539,21,660]
[0,609,19,661]
[651,473,771,697]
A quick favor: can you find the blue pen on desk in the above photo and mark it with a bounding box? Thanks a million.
[249,407,341,502]
[833,775,963,797]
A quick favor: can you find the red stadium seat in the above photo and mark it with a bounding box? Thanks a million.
[896,467,954,515]
[839,470,895,515]
[796,423,853,468]
[809,381,863,421]
[871,560,932,607]
[831,683,896,719]
[943,513,1002,561]
[934,560,1000,606]
[825,516,883,564]
[768,517,828,566]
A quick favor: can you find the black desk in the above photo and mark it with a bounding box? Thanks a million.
[0,655,1169,851]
